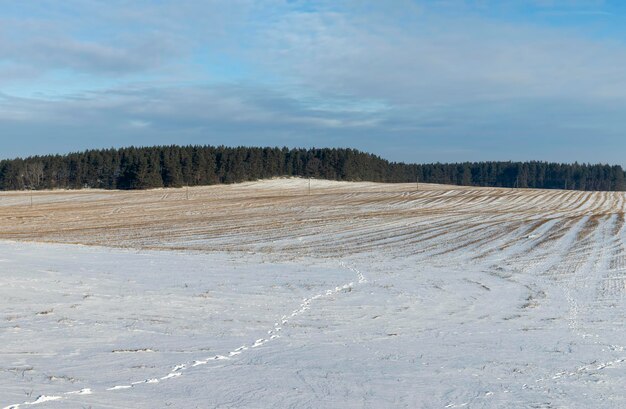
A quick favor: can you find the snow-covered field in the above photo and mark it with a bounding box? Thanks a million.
[1,179,625,408]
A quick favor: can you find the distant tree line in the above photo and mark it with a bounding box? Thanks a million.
[414,161,626,191]
[0,145,623,191]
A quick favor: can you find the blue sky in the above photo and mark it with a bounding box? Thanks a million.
[1,0,626,165]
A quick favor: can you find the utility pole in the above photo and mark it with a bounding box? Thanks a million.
[30,195,33,208]
[186,186,189,200]
[415,167,419,191]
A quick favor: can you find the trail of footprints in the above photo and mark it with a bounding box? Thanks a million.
[439,203,626,408]
[3,263,367,409]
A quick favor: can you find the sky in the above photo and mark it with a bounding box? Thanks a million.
[1,0,626,165]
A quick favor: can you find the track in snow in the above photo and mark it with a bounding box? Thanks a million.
[2,262,367,409]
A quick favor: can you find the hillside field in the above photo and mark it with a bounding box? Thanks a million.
[1,179,625,408]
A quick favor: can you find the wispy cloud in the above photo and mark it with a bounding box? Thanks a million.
[253,5,626,103]
[1,0,626,165]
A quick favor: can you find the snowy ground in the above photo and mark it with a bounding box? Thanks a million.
[1,180,625,408]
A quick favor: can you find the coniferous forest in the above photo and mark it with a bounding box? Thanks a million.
[0,145,624,191]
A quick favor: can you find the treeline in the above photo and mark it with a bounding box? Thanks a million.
[0,145,623,191]
[414,161,626,191]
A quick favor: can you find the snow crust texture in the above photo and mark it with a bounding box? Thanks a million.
[0,180,625,408]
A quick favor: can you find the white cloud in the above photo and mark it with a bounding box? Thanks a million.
[1,0,626,165]
[252,5,626,106]
[129,119,151,129]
